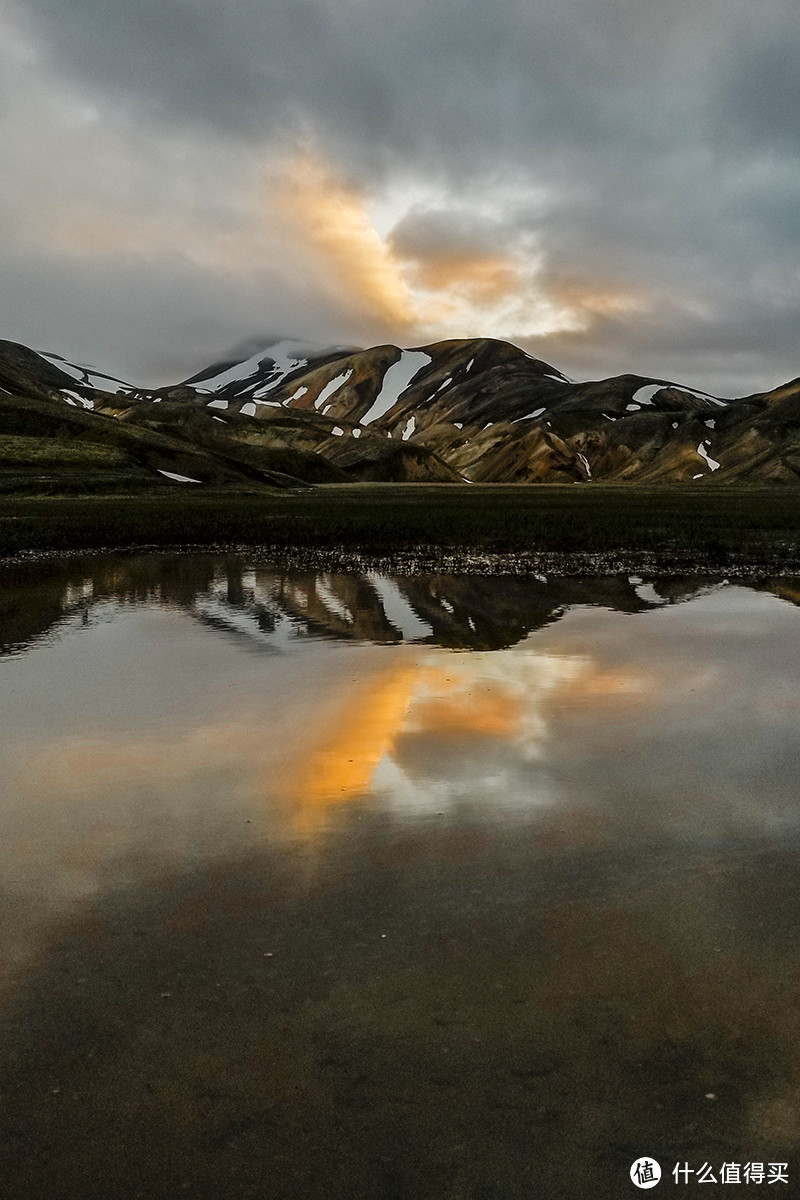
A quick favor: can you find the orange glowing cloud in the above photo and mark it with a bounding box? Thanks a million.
[543,275,649,321]
[271,152,594,343]
[14,120,591,349]
[407,253,521,305]
[275,151,418,333]
[21,201,279,282]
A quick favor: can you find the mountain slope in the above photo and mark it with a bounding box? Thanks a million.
[1,335,800,490]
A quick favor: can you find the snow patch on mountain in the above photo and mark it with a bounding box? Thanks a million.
[631,384,664,406]
[697,442,720,471]
[41,351,130,393]
[314,369,353,410]
[41,353,85,382]
[195,339,311,396]
[158,469,202,483]
[84,373,125,393]
[677,385,727,407]
[361,351,433,425]
[63,389,93,410]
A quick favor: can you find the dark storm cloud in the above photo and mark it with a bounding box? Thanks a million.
[3,0,800,391]
[0,241,360,385]
[714,11,800,155]
[15,0,697,173]
[389,210,510,260]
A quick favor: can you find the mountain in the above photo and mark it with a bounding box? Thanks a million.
[1,334,800,491]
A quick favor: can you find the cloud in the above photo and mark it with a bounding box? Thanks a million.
[389,207,521,301]
[387,203,584,341]
[274,151,417,336]
[0,0,798,391]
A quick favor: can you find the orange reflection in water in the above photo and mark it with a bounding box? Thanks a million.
[410,686,522,739]
[10,645,659,856]
[280,649,655,831]
[283,662,421,831]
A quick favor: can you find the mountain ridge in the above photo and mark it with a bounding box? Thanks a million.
[1,334,800,490]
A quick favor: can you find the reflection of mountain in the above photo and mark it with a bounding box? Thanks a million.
[1,554,795,659]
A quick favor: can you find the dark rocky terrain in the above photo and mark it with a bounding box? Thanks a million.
[1,334,800,491]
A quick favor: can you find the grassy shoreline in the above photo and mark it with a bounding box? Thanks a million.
[2,483,800,573]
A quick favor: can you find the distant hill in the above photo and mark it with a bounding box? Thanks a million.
[1,334,799,492]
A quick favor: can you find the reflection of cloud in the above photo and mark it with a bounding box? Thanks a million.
[374,648,667,817]
[13,644,641,843]
[2,631,661,980]
[284,661,420,829]
[301,648,655,818]
[11,572,800,1011]
[412,686,521,737]
[288,650,609,819]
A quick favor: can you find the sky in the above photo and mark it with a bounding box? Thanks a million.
[1,0,798,394]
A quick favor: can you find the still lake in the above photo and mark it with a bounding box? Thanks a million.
[2,555,800,1198]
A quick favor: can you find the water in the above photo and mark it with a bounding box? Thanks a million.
[2,555,800,1198]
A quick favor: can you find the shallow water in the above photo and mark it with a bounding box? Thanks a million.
[2,556,800,1198]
